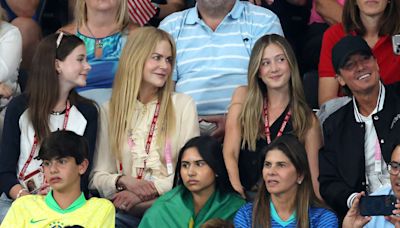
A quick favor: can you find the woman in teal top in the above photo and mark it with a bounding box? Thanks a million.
[139,136,245,228]
[75,30,126,93]
[61,0,136,104]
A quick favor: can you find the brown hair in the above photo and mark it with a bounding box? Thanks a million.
[343,0,400,36]
[201,218,234,228]
[252,135,326,228]
[26,33,95,142]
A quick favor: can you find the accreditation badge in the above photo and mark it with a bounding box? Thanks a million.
[21,169,45,194]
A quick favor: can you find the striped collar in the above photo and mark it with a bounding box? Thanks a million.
[353,82,385,123]
[186,0,243,25]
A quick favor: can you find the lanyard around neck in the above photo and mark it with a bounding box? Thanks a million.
[263,98,291,144]
[18,100,71,180]
[119,101,161,179]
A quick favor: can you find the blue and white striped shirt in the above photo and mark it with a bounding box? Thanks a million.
[234,202,339,228]
[159,0,283,115]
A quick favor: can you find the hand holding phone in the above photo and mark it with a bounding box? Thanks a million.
[343,192,372,228]
[359,195,397,216]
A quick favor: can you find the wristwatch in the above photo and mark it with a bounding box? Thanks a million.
[115,175,125,192]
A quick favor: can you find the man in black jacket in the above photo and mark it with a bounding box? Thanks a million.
[319,35,400,220]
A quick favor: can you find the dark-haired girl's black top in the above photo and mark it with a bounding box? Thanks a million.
[238,107,293,192]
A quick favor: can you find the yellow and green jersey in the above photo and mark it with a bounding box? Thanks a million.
[0,191,115,228]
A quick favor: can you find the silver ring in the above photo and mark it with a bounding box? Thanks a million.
[120,204,127,210]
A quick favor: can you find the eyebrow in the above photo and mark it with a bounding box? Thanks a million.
[151,52,166,57]
[151,52,172,58]
[261,53,285,60]
[181,159,206,163]
[265,160,287,164]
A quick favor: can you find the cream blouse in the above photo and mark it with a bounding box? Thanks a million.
[90,93,200,199]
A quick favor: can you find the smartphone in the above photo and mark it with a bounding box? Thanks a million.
[359,195,396,216]
[393,34,400,55]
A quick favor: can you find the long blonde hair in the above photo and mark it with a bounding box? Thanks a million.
[74,0,130,31]
[240,34,312,151]
[109,27,176,160]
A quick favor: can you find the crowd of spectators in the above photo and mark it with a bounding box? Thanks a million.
[0,0,400,227]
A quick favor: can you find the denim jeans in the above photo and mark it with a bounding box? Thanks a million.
[115,210,141,228]
[0,193,12,223]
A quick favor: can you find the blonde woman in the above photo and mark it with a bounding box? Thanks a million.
[61,0,136,104]
[223,34,323,200]
[90,27,199,227]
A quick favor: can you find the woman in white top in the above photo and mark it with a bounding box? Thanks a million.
[0,6,21,136]
[90,27,199,227]
[0,32,98,223]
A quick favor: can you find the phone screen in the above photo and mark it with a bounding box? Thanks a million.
[359,195,396,216]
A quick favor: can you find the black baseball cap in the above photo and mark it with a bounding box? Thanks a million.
[332,35,373,73]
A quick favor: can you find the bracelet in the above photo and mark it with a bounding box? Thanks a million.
[16,188,28,199]
[115,175,125,192]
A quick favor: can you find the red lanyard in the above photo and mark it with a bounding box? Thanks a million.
[18,100,71,181]
[120,101,160,179]
[263,98,291,144]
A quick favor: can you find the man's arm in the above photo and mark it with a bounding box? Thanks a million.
[319,144,354,217]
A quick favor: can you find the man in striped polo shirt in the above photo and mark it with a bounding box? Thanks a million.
[159,0,283,141]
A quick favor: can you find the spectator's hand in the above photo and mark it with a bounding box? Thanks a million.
[112,190,141,212]
[119,176,158,201]
[232,182,246,199]
[200,115,226,142]
[18,190,29,198]
[342,192,371,228]
[0,83,13,98]
[385,199,400,227]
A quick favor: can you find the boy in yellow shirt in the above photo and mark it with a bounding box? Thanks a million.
[0,130,115,227]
